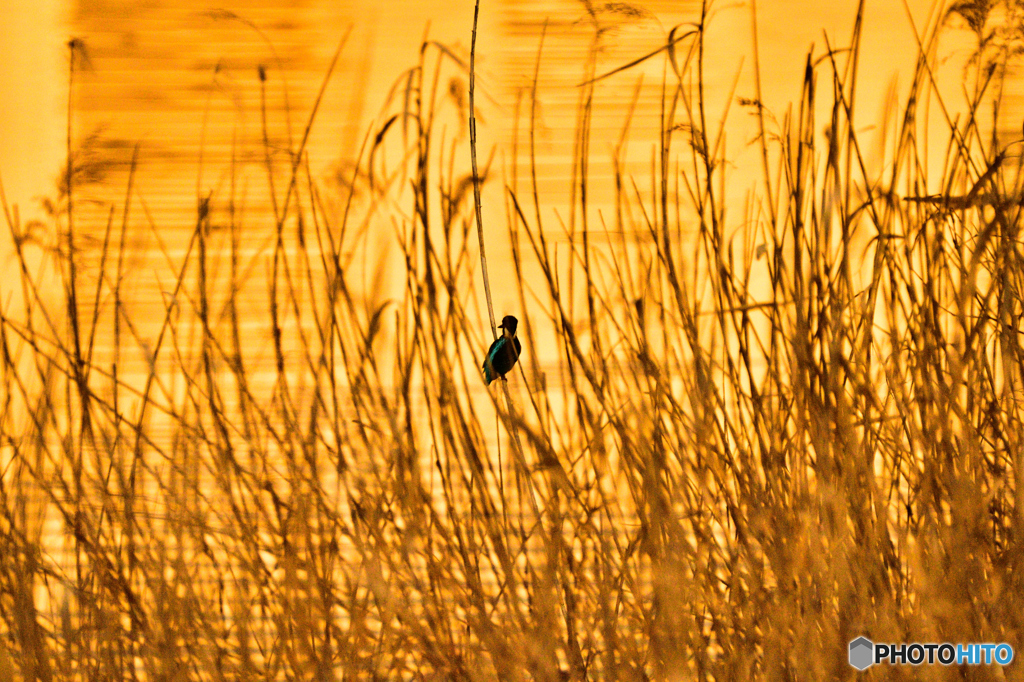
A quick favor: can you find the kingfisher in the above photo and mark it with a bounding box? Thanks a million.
[483,315,522,384]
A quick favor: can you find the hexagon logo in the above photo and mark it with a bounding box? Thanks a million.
[849,637,874,670]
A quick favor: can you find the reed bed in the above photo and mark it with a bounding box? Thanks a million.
[0,0,1022,679]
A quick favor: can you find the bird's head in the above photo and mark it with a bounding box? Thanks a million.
[498,315,519,337]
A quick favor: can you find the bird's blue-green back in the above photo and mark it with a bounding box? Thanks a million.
[483,335,522,384]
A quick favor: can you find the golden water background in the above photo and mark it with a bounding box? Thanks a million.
[45,0,977,367]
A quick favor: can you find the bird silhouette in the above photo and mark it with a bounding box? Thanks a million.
[482,315,522,384]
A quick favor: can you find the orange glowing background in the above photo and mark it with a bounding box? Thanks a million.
[0,0,979,231]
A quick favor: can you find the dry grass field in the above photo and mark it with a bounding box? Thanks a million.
[1,0,1023,679]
